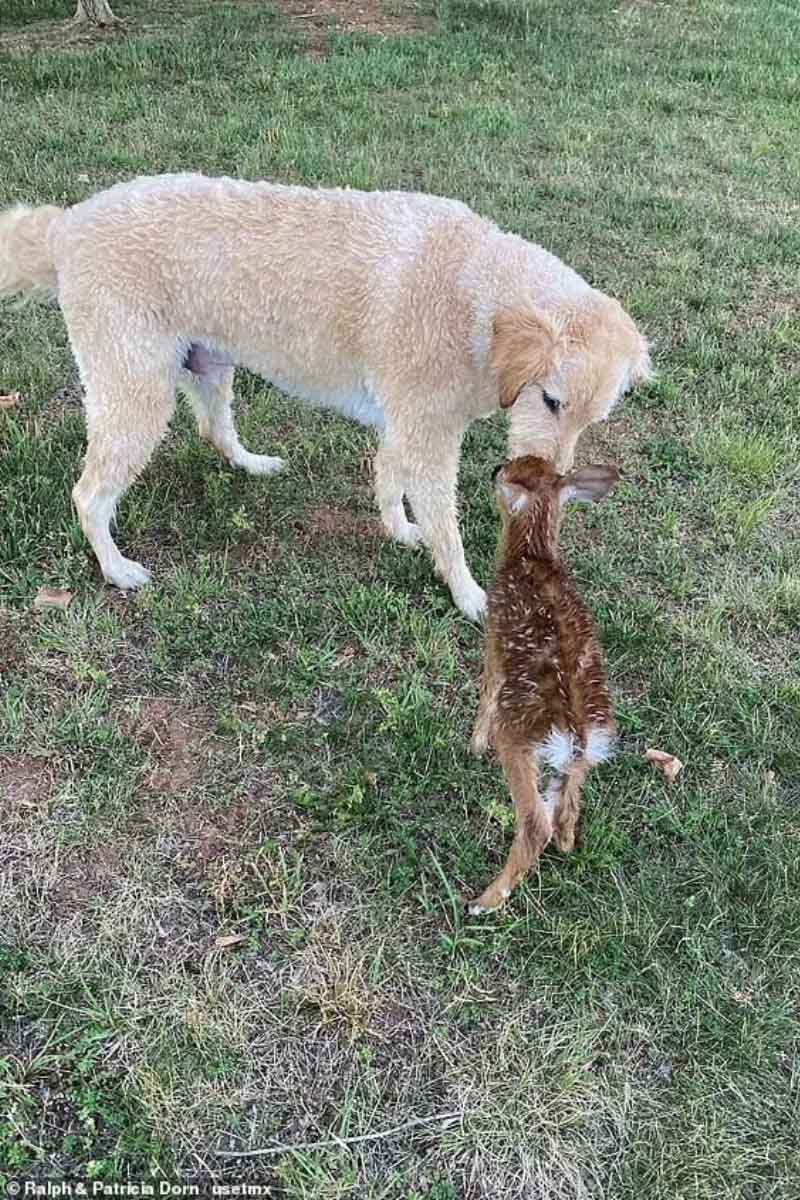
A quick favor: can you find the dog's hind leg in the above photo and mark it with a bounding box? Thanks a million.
[180,363,283,476]
[67,325,180,590]
[73,380,174,589]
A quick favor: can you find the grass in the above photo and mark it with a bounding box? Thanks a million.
[1,0,799,1195]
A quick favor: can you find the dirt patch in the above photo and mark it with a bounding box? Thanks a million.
[120,697,209,796]
[303,505,383,541]
[277,0,434,37]
[0,19,124,53]
[0,754,54,812]
[53,842,122,911]
[182,799,251,874]
[0,0,224,53]
[724,290,798,335]
[2,0,432,53]
[0,611,27,674]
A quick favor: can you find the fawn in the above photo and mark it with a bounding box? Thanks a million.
[469,455,620,914]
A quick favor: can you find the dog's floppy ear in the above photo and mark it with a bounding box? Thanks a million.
[491,306,567,409]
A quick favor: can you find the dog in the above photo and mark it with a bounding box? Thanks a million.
[469,455,618,912]
[0,175,650,617]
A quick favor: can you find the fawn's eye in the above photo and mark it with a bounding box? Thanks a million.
[542,390,561,415]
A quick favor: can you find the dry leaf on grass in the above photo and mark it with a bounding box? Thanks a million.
[645,748,684,782]
[33,588,73,611]
[214,933,246,949]
[0,392,21,409]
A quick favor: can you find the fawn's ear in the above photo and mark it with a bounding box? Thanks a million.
[560,464,620,505]
[491,306,567,409]
[498,482,530,514]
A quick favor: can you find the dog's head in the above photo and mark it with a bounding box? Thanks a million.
[491,294,650,472]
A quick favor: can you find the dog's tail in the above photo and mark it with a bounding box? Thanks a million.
[0,204,63,299]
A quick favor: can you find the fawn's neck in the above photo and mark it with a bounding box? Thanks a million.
[501,503,561,567]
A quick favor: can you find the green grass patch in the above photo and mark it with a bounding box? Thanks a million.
[1,0,799,1195]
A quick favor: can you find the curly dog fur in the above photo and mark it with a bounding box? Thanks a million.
[0,175,650,616]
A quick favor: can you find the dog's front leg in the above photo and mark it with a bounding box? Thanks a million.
[402,431,486,622]
[374,434,421,548]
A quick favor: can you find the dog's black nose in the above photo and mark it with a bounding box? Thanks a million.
[491,461,507,482]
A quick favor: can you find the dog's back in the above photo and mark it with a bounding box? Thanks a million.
[47,173,493,404]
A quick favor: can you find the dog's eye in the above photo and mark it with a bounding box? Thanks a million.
[491,461,508,482]
[542,390,560,415]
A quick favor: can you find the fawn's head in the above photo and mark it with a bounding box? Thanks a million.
[493,455,620,559]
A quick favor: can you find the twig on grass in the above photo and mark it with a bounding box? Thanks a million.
[214,1109,463,1158]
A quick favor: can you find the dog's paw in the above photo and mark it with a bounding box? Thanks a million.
[393,520,422,548]
[236,453,285,477]
[106,557,151,590]
[455,581,487,623]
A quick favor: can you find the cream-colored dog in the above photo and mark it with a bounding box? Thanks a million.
[0,176,650,618]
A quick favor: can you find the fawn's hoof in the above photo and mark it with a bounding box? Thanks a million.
[467,884,511,916]
[552,824,577,854]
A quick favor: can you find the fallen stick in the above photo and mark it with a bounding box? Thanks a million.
[214,1110,462,1159]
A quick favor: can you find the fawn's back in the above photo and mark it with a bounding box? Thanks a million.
[490,554,613,761]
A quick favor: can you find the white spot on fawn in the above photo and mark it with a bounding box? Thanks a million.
[585,725,614,765]
[538,727,576,772]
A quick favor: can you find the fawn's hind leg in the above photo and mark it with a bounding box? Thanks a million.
[548,758,590,853]
[470,642,502,757]
[469,736,553,914]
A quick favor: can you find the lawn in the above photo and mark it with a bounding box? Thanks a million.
[1,1,799,1195]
